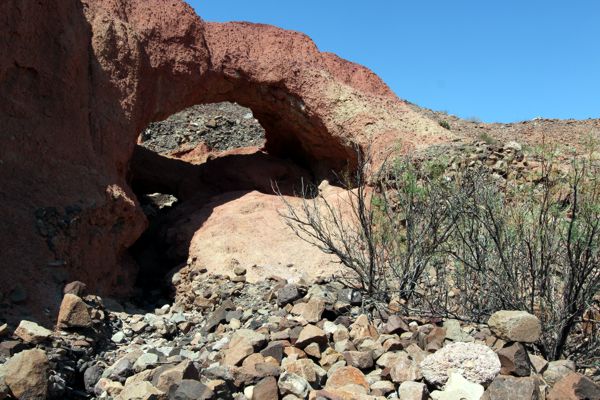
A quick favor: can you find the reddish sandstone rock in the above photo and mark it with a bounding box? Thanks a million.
[1,0,450,324]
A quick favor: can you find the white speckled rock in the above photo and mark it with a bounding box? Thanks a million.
[421,342,500,387]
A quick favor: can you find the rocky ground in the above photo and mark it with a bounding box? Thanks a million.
[2,269,599,400]
[409,102,600,153]
[139,102,265,156]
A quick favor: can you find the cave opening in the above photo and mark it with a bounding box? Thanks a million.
[127,102,320,307]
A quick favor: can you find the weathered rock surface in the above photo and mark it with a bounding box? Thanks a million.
[0,0,450,323]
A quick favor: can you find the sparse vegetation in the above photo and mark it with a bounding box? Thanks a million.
[279,143,600,363]
[467,116,483,123]
[477,131,499,145]
[439,120,451,130]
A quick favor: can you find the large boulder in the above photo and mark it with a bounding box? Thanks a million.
[488,311,541,343]
[0,349,50,400]
[57,293,92,329]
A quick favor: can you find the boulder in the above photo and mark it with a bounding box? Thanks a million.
[488,311,541,343]
[166,380,214,400]
[116,381,166,400]
[224,329,268,366]
[133,353,159,373]
[252,376,279,400]
[14,320,52,344]
[63,281,87,296]
[301,298,325,323]
[430,372,484,400]
[282,358,327,386]
[153,361,199,392]
[95,378,125,397]
[0,349,49,400]
[496,342,531,376]
[84,365,104,392]
[528,354,548,374]
[296,325,328,348]
[389,353,422,383]
[482,375,541,400]
[342,351,374,370]
[383,315,410,334]
[203,299,235,333]
[277,284,302,306]
[547,372,600,400]
[370,380,395,396]
[421,342,500,387]
[261,341,287,363]
[57,294,92,329]
[349,315,379,341]
[543,359,576,386]
[278,372,310,398]
[325,366,369,392]
[398,381,429,400]
[443,319,474,342]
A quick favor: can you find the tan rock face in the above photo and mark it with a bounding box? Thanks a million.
[1,0,451,323]
[1,349,49,400]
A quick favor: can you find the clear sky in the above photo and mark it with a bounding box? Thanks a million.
[189,1,600,123]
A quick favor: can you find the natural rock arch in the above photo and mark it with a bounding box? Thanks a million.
[0,0,449,323]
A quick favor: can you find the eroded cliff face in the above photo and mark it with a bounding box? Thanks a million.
[0,0,449,323]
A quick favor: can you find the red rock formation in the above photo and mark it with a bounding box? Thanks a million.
[0,0,449,323]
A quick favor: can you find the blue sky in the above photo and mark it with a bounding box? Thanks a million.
[190,1,600,123]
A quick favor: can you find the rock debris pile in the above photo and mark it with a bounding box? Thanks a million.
[140,103,266,156]
[1,271,597,399]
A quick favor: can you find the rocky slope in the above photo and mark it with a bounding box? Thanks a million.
[411,103,600,153]
[139,102,265,156]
